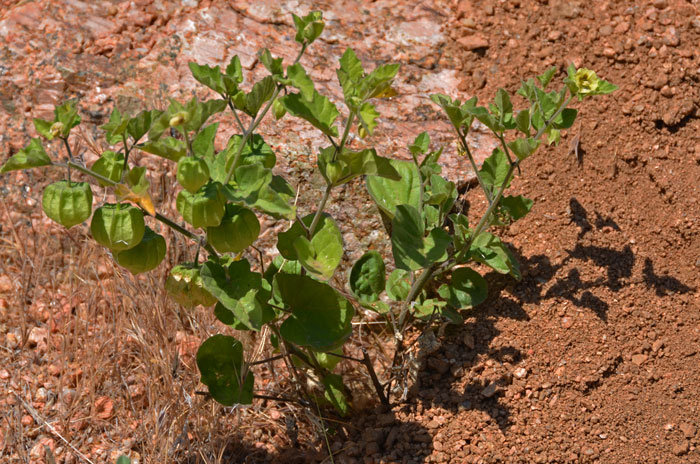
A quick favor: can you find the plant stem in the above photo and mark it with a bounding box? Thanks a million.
[65,160,219,258]
[121,134,131,179]
[226,99,247,133]
[61,137,74,183]
[248,354,285,366]
[361,347,389,406]
[307,185,331,237]
[455,128,492,204]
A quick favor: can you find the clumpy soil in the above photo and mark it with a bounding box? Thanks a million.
[1,0,699,463]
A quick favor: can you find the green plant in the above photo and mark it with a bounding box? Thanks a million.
[1,11,616,414]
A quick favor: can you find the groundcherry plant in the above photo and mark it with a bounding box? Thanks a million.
[1,11,616,415]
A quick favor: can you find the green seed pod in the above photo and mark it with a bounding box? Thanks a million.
[114,226,166,275]
[324,160,344,185]
[177,157,210,193]
[207,204,260,254]
[91,151,125,186]
[176,182,226,229]
[90,203,145,251]
[42,181,93,229]
[165,262,217,308]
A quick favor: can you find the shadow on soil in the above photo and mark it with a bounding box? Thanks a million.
[411,196,696,437]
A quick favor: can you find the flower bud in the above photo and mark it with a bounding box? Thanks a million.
[49,121,65,138]
[169,112,188,127]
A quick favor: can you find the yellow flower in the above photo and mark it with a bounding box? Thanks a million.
[574,68,600,95]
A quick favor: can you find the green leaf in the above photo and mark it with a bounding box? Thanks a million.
[409,132,430,156]
[537,67,557,89]
[322,374,350,416]
[349,251,386,304]
[188,62,226,94]
[54,100,81,137]
[225,56,244,85]
[412,298,449,320]
[366,159,421,219]
[386,269,411,301]
[139,137,186,162]
[468,105,502,133]
[507,137,540,161]
[515,109,530,134]
[357,102,380,137]
[243,76,276,117]
[318,146,400,187]
[259,48,284,76]
[116,456,131,464]
[493,88,513,125]
[479,148,510,193]
[438,267,488,309]
[276,273,353,351]
[292,214,343,279]
[193,123,219,159]
[91,150,124,186]
[391,204,450,270]
[469,232,521,279]
[595,79,618,95]
[362,63,400,99]
[197,334,254,405]
[148,99,185,140]
[280,91,339,138]
[199,260,272,331]
[127,109,161,142]
[499,195,533,221]
[426,175,456,213]
[221,164,294,219]
[33,118,55,140]
[101,108,129,145]
[0,139,52,173]
[430,94,477,131]
[449,213,471,252]
[337,48,364,101]
[185,98,227,134]
[292,11,324,44]
[553,108,577,129]
[286,63,315,101]
[217,134,276,174]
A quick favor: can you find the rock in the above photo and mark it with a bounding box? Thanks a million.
[27,327,48,350]
[652,339,664,352]
[653,0,668,9]
[631,354,647,366]
[463,333,475,349]
[481,383,498,398]
[660,86,674,98]
[679,422,697,438]
[513,367,528,379]
[561,316,573,329]
[599,25,612,37]
[663,27,680,47]
[547,30,562,41]
[0,275,12,293]
[457,34,489,51]
[672,441,689,456]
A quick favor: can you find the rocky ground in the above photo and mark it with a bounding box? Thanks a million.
[1,0,699,463]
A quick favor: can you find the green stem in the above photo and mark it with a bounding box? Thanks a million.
[61,137,74,183]
[455,128,492,204]
[183,129,193,157]
[121,134,131,180]
[226,99,246,133]
[307,185,331,237]
[65,161,219,258]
